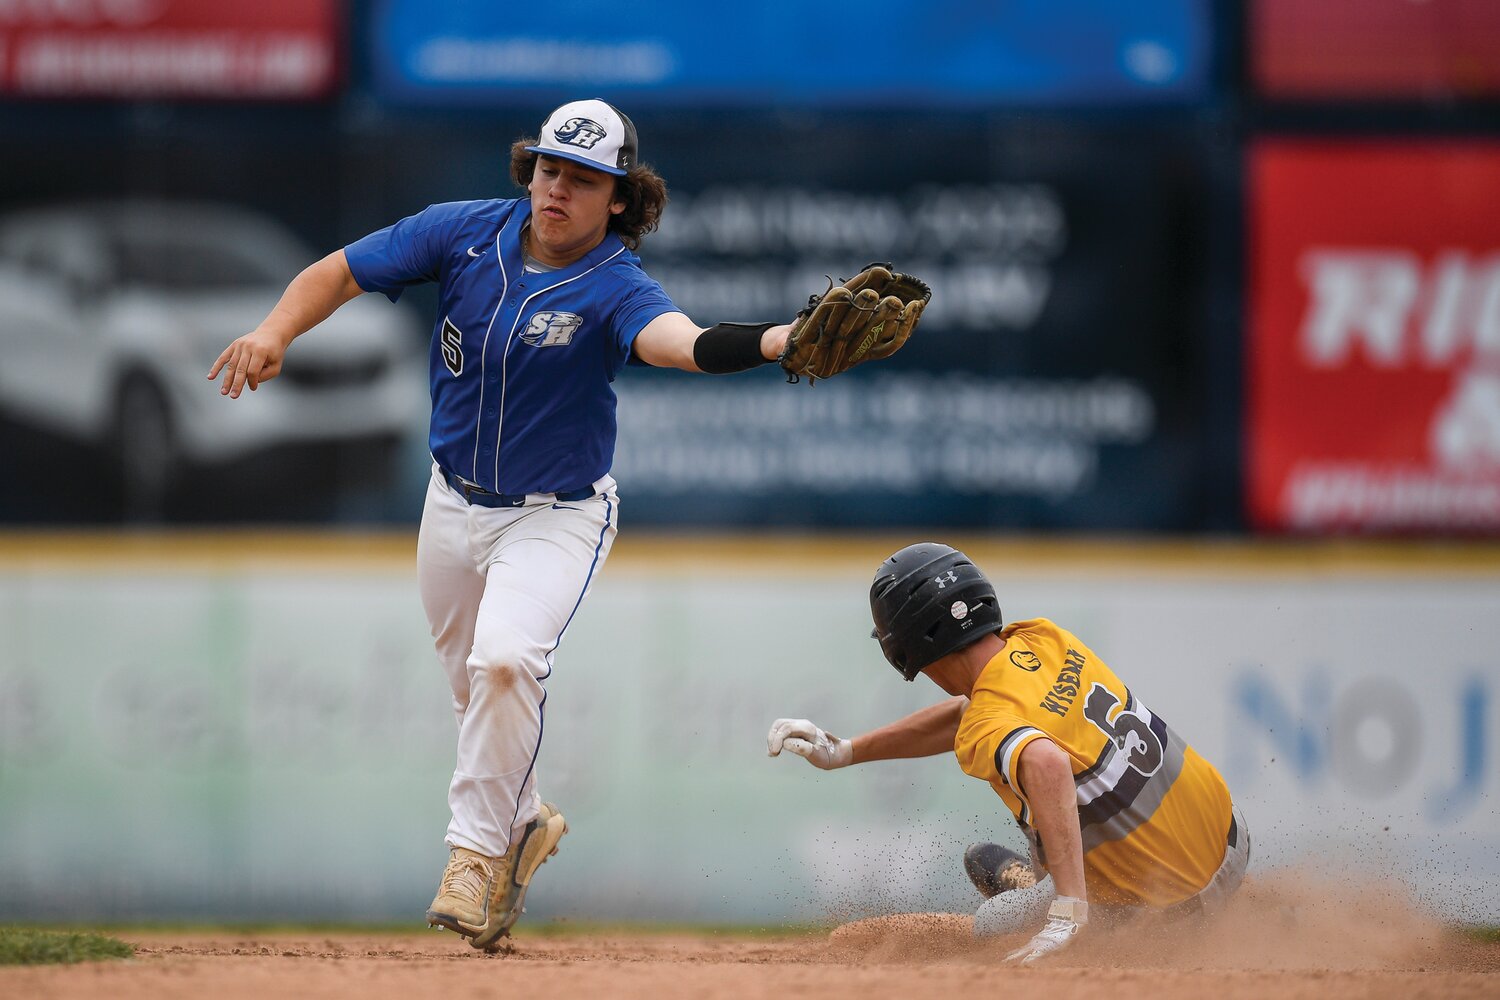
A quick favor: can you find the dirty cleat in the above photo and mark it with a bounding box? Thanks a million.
[469,801,569,951]
[964,842,1038,899]
[426,847,498,937]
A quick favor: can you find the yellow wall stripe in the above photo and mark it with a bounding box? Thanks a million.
[2,531,1499,577]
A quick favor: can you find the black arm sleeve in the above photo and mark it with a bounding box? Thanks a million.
[692,322,777,374]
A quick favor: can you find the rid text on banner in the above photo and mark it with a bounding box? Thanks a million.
[0,0,341,99]
[1248,141,1500,532]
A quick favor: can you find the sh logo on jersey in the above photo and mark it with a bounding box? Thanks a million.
[554,118,606,149]
[521,312,583,348]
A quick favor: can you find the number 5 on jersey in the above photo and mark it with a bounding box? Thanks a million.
[1083,683,1165,776]
[441,317,464,376]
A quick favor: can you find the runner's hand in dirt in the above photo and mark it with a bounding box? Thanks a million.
[1005,898,1087,965]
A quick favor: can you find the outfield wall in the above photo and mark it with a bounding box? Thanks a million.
[0,535,1495,924]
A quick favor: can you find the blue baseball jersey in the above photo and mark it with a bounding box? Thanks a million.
[344,198,678,494]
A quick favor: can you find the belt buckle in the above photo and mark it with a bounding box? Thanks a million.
[447,470,496,505]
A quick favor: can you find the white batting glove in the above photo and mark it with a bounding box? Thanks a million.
[766,718,853,770]
[1004,897,1087,965]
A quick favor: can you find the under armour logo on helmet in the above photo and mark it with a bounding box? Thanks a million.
[934,570,958,589]
[554,117,607,149]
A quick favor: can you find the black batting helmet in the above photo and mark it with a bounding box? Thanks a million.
[869,542,1004,681]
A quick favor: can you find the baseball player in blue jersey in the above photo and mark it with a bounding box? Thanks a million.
[208,99,806,950]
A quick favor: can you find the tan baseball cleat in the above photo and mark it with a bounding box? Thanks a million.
[426,847,499,936]
[426,803,570,950]
[469,801,569,951]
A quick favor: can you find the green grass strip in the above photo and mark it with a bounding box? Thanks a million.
[0,927,134,966]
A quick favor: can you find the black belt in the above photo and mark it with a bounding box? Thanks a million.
[441,468,595,508]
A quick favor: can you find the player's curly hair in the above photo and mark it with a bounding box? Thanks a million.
[510,140,668,250]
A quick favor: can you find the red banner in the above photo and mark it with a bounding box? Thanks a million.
[1252,0,1500,99]
[0,0,339,99]
[1248,141,1500,532]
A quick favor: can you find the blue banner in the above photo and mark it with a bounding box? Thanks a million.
[370,0,1211,107]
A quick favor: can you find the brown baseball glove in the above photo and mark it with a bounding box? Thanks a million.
[778,263,931,384]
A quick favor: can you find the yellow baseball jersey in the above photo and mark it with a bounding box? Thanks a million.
[953,618,1234,907]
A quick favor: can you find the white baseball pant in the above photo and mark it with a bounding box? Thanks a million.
[416,464,618,858]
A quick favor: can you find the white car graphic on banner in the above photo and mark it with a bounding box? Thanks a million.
[0,200,425,518]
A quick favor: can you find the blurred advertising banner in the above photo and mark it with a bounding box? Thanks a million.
[1248,141,1500,533]
[1252,0,1500,100]
[617,126,1213,529]
[370,0,1211,106]
[0,0,340,99]
[0,116,1215,529]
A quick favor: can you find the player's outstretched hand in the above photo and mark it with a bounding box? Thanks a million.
[209,327,293,398]
[1004,898,1087,965]
[766,718,853,770]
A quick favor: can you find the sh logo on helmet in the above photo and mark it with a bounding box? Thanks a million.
[554,118,607,149]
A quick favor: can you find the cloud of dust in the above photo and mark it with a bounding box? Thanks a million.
[823,870,1471,972]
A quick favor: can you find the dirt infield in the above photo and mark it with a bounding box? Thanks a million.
[5,880,1497,1000]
